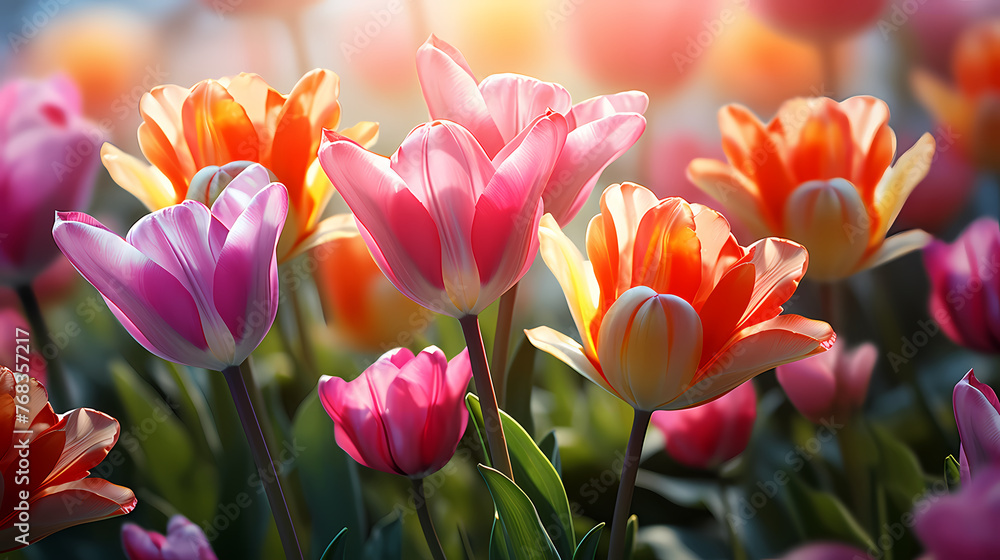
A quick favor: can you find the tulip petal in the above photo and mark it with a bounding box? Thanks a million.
[339,121,380,149]
[690,204,745,303]
[318,374,402,475]
[525,326,617,400]
[210,163,274,229]
[954,371,1000,480]
[478,73,572,142]
[788,98,855,183]
[686,158,771,235]
[137,84,197,196]
[219,72,285,148]
[588,182,660,306]
[718,104,796,213]
[630,198,701,303]
[737,237,809,327]
[537,215,601,355]
[871,133,936,240]
[567,91,649,129]
[101,143,177,211]
[776,350,838,423]
[181,80,259,173]
[40,409,119,489]
[840,96,896,200]
[856,229,932,273]
[284,213,358,261]
[782,178,870,281]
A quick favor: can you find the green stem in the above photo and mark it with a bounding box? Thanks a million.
[16,284,69,410]
[413,477,448,560]
[720,479,748,560]
[837,418,873,535]
[458,314,513,480]
[490,283,519,408]
[289,285,318,376]
[607,409,651,560]
[222,362,303,560]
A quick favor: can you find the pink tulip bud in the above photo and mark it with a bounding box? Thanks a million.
[923,218,1000,353]
[652,380,757,470]
[914,465,1000,560]
[776,340,876,424]
[122,515,217,560]
[318,346,472,478]
[0,75,102,285]
[953,370,1000,483]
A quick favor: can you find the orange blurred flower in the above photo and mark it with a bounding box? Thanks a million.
[913,19,1000,171]
[312,218,431,353]
[101,70,378,261]
[688,96,935,281]
[0,368,135,551]
[526,183,834,411]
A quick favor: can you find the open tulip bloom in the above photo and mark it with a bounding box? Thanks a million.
[52,165,305,559]
[525,183,834,557]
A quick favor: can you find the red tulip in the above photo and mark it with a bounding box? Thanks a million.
[122,515,217,560]
[651,380,757,469]
[776,340,876,424]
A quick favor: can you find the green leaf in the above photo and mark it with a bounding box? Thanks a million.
[292,393,366,558]
[110,361,217,522]
[467,394,576,557]
[489,514,514,560]
[624,515,638,560]
[573,523,605,560]
[871,426,926,512]
[538,431,562,477]
[320,527,349,560]
[363,512,402,560]
[479,465,561,560]
[784,478,875,551]
[505,336,537,436]
[944,455,961,491]
[159,360,223,459]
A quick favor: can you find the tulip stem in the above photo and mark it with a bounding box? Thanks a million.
[288,285,318,376]
[608,408,651,560]
[837,418,873,535]
[490,283,519,407]
[458,314,513,480]
[413,478,448,560]
[16,284,69,410]
[222,362,304,560]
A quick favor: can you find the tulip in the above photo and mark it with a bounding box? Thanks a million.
[651,380,757,470]
[923,218,1000,354]
[778,543,870,560]
[52,163,287,371]
[688,96,935,281]
[100,69,377,261]
[751,0,890,42]
[0,75,102,286]
[914,465,1000,560]
[318,346,472,478]
[776,340,877,424]
[122,515,217,560]
[524,183,834,559]
[953,370,1000,483]
[0,367,136,551]
[312,220,431,353]
[416,35,647,226]
[913,19,1000,171]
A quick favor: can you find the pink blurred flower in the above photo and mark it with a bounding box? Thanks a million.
[914,465,1000,560]
[752,0,890,42]
[318,116,566,318]
[776,340,877,424]
[52,164,288,371]
[908,0,1000,75]
[923,218,1000,354]
[953,370,1000,483]
[778,542,869,560]
[0,75,102,286]
[122,515,217,560]
[318,346,472,478]
[416,35,647,226]
[651,380,757,470]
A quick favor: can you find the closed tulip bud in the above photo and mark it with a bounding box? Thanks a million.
[318,346,472,478]
[776,340,876,424]
[122,515,217,560]
[953,370,1000,483]
[652,380,757,470]
[924,218,1000,353]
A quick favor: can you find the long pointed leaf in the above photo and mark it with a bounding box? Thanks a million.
[479,465,561,560]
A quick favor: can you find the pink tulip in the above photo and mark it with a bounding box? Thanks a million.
[651,380,757,470]
[923,218,1000,353]
[318,116,566,318]
[953,370,1000,483]
[415,35,647,226]
[778,542,869,560]
[52,164,287,370]
[0,75,102,285]
[776,341,877,424]
[122,515,217,560]
[914,465,1000,560]
[318,346,472,478]
[752,0,890,41]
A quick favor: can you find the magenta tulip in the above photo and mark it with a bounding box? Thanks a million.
[651,381,757,470]
[415,35,647,226]
[122,515,217,560]
[318,116,566,318]
[776,341,877,424]
[923,218,1000,353]
[954,370,1000,483]
[52,164,288,370]
[318,346,472,478]
[778,542,869,560]
[0,75,102,285]
[914,465,1000,560]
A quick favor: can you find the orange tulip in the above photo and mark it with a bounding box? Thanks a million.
[101,70,378,261]
[913,19,1000,171]
[525,183,834,411]
[687,96,935,281]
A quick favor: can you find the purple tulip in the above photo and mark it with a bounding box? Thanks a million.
[954,369,1000,482]
[0,75,102,285]
[915,466,1000,560]
[122,515,217,560]
[52,164,287,370]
